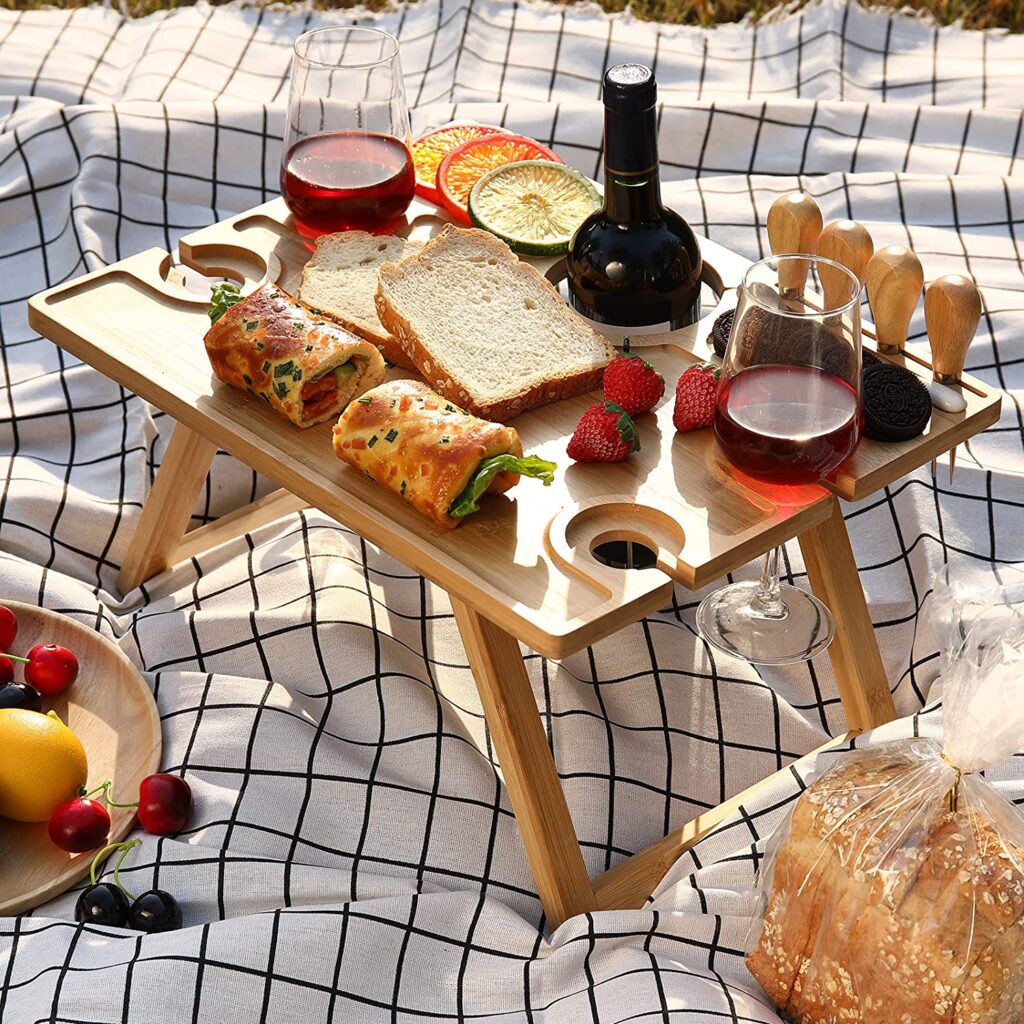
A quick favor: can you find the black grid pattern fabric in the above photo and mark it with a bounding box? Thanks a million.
[1,1,1023,1020]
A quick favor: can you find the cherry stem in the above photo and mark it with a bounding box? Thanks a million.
[112,841,139,901]
[83,780,138,808]
[1,653,28,664]
[88,839,140,900]
[102,781,139,809]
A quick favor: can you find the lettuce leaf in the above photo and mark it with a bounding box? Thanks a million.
[449,454,557,519]
[209,281,243,323]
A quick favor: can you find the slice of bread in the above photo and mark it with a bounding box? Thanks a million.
[299,231,423,369]
[375,226,615,422]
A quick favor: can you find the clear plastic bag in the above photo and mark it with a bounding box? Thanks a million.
[746,570,1024,1024]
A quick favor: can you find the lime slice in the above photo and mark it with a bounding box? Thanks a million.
[468,160,600,256]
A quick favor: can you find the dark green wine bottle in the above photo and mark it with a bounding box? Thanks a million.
[567,64,703,331]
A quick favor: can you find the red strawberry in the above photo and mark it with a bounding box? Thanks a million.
[567,401,641,463]
[673,363,720,432]
[603,354,665,416]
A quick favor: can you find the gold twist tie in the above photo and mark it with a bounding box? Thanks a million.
[942,754,971,812]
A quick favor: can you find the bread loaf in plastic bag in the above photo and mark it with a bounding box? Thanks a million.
[746,569,1024,1024]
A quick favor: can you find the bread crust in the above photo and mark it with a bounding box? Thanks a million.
[374,226,613,422]
[318,306,416,371]
[299,231,419,371]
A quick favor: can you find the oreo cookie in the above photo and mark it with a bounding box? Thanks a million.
[862,362,931,442]
[861,347,881,369]
[711,309,734,357]
[736,308,859,380]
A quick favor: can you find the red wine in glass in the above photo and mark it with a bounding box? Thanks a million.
[281,131,416,238]
[715,364,861,485]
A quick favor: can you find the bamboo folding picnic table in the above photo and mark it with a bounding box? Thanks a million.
[28,197,1001,928]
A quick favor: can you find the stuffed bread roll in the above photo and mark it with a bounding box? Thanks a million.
[204,282,386,427]
[333,380,556,528]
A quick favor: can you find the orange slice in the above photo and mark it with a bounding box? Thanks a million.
[411,123,506,206]
[436,134,563,225]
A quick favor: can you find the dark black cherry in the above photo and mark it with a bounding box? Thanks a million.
[75,883,130,926]
[128,889,182,933]
[0,682,43,712]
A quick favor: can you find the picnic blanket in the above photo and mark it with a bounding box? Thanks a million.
[1,0,1023,1020]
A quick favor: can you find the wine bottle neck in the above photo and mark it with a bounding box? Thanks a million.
[602,104,663,223]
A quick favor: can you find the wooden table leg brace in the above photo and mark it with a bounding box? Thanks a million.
[452,496,896,928]
[117,422,306,594]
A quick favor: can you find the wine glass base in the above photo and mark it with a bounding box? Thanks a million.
[696,582,835,666]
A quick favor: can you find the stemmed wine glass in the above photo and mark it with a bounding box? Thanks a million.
[281,27,415,241]
[696,254,863,665]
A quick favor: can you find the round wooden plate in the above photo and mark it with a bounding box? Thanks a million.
[0,601,162,915]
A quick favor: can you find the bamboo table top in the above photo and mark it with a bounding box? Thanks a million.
[27,198,1000,658]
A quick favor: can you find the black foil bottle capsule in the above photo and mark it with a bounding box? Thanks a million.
[566,64,702,331]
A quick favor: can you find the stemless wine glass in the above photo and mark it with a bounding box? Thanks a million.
[696,254,863,665]
[281,27,414,241]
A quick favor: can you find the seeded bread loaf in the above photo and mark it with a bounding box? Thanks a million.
[299,231,423,370]
[747,747,1024,1024]
[374,225,615,422]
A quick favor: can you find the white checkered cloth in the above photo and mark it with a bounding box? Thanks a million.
[1,0,1022,1020]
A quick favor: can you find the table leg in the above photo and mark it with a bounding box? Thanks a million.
[451,597,597,928]
[798,496,897,731]
[117,422,216,593]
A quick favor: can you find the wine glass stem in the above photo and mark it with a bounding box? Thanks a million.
[750,547,787,620]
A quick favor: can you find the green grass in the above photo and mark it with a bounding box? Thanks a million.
[3,0,1021,32]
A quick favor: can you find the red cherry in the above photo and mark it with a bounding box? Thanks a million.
[24,643,79,695]
[0,656,12,687]
[137,774,192,835]
[48,797,111,853]
[0,607,17,652]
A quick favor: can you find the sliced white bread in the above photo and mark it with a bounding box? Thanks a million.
[375,226,615,422]
[299,231,423,369]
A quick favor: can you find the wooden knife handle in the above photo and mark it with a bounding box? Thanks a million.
[767,193,823,297]
[925,275,982,383]
[865,246,923,354]
[816,219,873,311]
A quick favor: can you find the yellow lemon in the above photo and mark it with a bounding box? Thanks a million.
[0,709,88,822]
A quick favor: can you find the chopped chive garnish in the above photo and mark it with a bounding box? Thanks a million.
[274,381,289,399]
[261,360,270,373]
[244,320,258,332]
[292,368,303,382]
[368,434,379,448]
[356,396,373,404]
[274,360,295,378]
[385,428,399,443]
